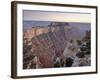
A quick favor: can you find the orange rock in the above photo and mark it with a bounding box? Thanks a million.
[39,53,54,68]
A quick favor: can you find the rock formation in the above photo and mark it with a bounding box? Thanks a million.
[23,22,91,69]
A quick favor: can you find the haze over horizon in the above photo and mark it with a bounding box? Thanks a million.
[23,21,91,32]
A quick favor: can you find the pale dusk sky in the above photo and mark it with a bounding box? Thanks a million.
[23,10,91,23]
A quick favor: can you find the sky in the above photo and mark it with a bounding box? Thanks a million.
[23,10,91,31]
[23,10,91,23]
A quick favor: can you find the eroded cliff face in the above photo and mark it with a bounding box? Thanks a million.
[23,22,91,69]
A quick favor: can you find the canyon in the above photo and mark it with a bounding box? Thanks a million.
[23,22,91,69]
